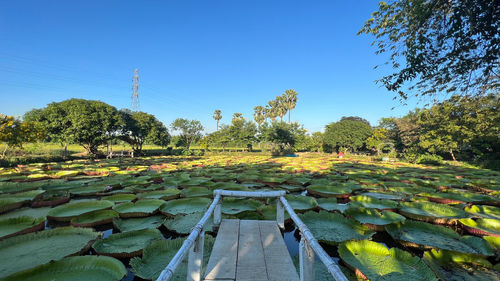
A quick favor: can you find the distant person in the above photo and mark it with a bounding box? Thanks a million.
[338,151,344,159]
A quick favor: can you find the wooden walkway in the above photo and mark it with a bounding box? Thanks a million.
[204,219,299,281]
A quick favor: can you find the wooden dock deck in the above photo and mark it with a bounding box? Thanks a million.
[204,219,299,281]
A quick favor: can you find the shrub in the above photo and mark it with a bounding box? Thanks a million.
[416,154,443,165]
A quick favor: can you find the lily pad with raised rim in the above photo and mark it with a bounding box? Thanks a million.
[0,216,45,240]
[102,193,137,203]
[163,212,214,234]
[221,198,263,215]
[0,226,101,279]
[70,209,119,227]
[459,218,500,237]
[113,199,164,218]
[47,200,114,221]
[316,198,349,213]
[344,207,406,231]
[398,201,470,224]
[298,211,375,244]
[137,189,181,200]
[465,205,500,220]
[92,228,162,258]
[385,220,493,255]
[3,255,127,281]
[306,184,352,198]
[113,216,165,232]
[338,240,437,281]
[348,195,398,210]
[160,197,211,216]
[284,195,318,212]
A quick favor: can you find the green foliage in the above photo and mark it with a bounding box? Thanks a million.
[119,110,170,153]
[359,0,500,99]
[282,89,298,124]
[415,154,443,166]
[212,109,222,130]
[323,117,372,153]
[0,115,45,158]
[171,118,204,150]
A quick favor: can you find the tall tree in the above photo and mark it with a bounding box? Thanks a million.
[213,110,222,131]
[275,96,288,122]
[266,100,278,121]
[232,113,243,121]
[253,106,266,127]
[359,0,500,100]
[323,117,373,153]
[171,118,204,150]
[282,89,298,124]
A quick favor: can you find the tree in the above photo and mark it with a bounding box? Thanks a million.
[228,116,257,149]
[275,96,288,122]
[119,110,170,153]
[171,118,204,150]
[25,99,122,155]
[232,113,243,121]
[261,121,296,154]
[213,110,222,131]
[359,0,500,100]
[253,106,266,127]
[282,89,298,124]
[323,117,372,153]
[366,128,389,155]
[266,100,278,121]
[0,115,45,158]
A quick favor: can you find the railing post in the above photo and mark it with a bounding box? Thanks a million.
[187,231,204,281]
[276,197,284,229]
[213,197,222,230]
[299,236,314,281]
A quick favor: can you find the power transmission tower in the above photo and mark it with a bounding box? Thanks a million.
[131,68,140,111]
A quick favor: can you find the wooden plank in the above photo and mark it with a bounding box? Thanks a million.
[204,219,240,280]
[236,220,268,281]
[259,221,299,281]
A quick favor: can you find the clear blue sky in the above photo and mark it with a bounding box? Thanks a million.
[0,0,420,133]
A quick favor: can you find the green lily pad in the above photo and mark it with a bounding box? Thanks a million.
[398,201,470,224]
[70,209,119,227]
[0,198,26,213]
[180,186,212,198]
[113,216,164,232]
[344,207,405,230]
[92,228,162,258]
[459,218,500,237]
[221,198,263,215]
[338,240,437,281]
[0,216,45,240]
[306,184,352,198]
[0,190,45,201]
[423,249,500,281]
[47,200,114,221]
[360,192,406,201]
[101,193,137,203]
[284,195,318,212]
[349,195,398,210]
[257,204,290,221]
[3,255,127,281]
[0,226,101,279]
[163,212,214,234]
[137,189,181,200]
[316,198,349,213]
[465,205,500,220]
[113,199,164,218]
[160,197,211,216]
[0,207,51,220]
[297,211,375,244]
[130,235,215,280]
[385,220,494,255]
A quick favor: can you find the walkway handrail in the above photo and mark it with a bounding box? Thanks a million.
[156,190,348,281]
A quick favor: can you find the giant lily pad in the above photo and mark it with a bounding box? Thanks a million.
[221,198,263,215]
[338,240,437,281]
[423,249,500,281]
[180,186,212,198]
[130,235,215,280]
[398,201,470,224]
[47,200,114,221]
[0,198,25,213]
[160,197,211,216]
[349,195,398,210]
[113,216,164,232]
[137,189,180,200]
[92,228,162,258]
[297,211,374,244]
[113,199,164,218]
[102,193,137,204]
[306,184,352,198]
[0,206,51,220]
[163,212,214,234]
[385,220,493,255]
[465,205,500,220]
[0,190,45,201]
[284,195,318,212]
[70,209,119,227]
[0,226,101,279]
[459,218,500,237]
[3,255,127,281]
[344,207,406,231]
[316,198,349,213]
[0,216,45,240]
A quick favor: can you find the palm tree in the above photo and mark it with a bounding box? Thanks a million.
[283,89,298,124]
[232,112,243,121]
[253,106,265,127]
[213,110,222,130]
[276,95,288,122]
[266,100,278,121]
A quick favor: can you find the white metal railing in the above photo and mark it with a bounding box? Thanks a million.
[156,190,348,281]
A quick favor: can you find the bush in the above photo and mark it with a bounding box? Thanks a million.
[416,154,443,165]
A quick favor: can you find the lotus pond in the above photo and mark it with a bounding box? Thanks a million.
[0,154,499,280]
